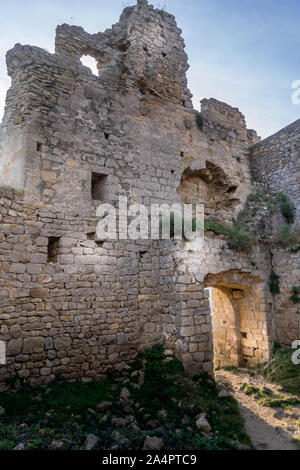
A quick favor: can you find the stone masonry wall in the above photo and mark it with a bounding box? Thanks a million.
[1,0,296,387]
[250,119,300,226]
[250,120,300,349]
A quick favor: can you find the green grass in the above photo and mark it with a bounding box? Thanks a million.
[280,196,295,224]
[240,384,300,409]
[0,344,252,450]
[255,348,300,396]
[273,226,300,247]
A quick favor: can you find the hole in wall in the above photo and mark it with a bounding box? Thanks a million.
[227,186,238,194]
[104,132,110,140]
[177,162,240,217]
[37,143,42,152]
[87,232,96,240]
[47,237,60,263]
[139,250,148,259]
[80,55,99,76]
[87,232,105,247]
[180,151,184,158]
[91,172,108,201]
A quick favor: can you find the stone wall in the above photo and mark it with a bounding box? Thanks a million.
[249,120,300,349]
[0,0,297,387]
[250,119,300,226]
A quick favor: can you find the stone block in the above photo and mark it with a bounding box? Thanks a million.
[23,337,44,354]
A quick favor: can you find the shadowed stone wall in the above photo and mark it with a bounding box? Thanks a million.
[250,120,300,350]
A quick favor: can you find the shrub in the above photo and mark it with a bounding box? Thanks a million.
[227,225,254,251]
[256,348,300,395]
[269,270,280,294]
[281,198,295,224]
[273,226,300,247]
[247,193,263,203]
[195,112,204,130]
[290,286,300,304]
[204,221,229,236]
[275,193,295,224]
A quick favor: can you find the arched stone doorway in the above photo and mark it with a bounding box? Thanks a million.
[204,271,271,368]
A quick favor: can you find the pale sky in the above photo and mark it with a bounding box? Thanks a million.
[0,0,299,138]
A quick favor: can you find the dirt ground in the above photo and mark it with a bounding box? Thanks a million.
[215,370,300,450]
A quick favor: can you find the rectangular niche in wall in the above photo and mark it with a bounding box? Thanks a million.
[47,237,60,263]
[91,172,108,201]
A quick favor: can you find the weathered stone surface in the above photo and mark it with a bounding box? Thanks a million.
[84,434,99,450]
[143,436,165,450]
[7,339,22,356]
[23,338,44,354]
[30,288,48,298]
[196,413,211,433]
[0,0,297,389]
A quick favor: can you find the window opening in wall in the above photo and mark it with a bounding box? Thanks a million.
[91,173,108,201]
[80,55,98,76]
[138,250,148,259]
[47,237,60,263]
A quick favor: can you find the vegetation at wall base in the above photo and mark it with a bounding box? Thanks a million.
[0,344,252,450]
[252,346,300,396]
[276,193,296,224]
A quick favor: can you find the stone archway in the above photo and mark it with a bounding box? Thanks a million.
[204,270,271,368]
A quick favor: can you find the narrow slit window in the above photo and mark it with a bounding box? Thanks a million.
[91,172,108,201]
[48,237,60,263]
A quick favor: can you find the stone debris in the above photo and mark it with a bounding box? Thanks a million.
[195,413,212,433]
[97,401,113,411]
[143,436,165,450]
[84,434,99,450]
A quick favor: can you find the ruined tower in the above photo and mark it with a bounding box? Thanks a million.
[0,0,298,388]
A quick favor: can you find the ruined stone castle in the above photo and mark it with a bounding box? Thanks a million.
[0,0,299,389]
